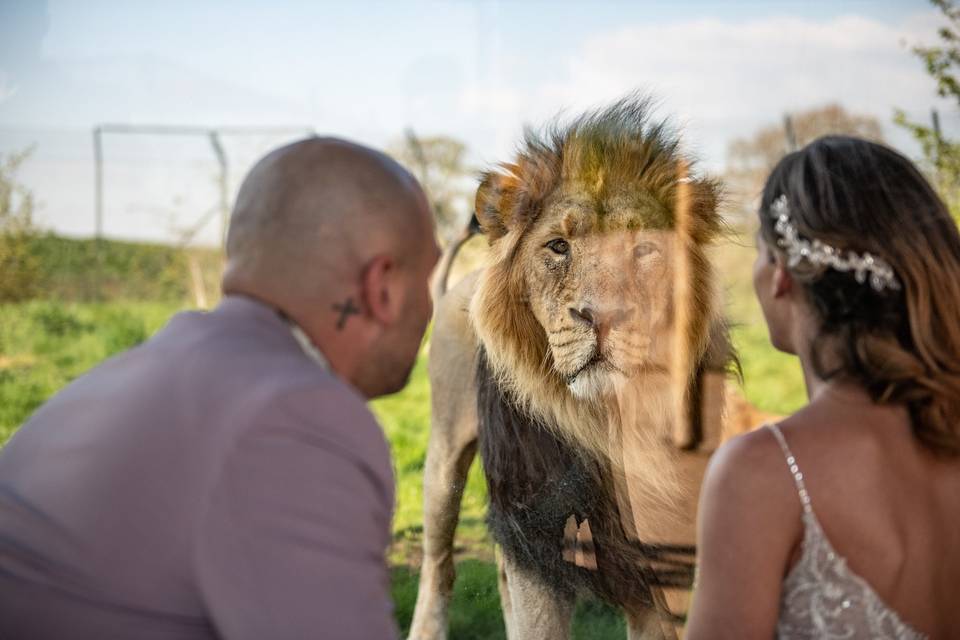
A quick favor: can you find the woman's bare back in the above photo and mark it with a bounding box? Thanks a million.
[778,390,960,636]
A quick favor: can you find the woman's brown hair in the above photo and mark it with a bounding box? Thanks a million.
[759,135,960,456]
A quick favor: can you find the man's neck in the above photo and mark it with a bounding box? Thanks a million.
[222,288,372,396]
[304,323,373,396]
[286,320,329,371]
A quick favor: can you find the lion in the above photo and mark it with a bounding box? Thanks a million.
[408,97,734,639]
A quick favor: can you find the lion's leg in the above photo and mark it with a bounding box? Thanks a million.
[500,554,574,640]
[407,416,477,640]
[495,549,517,639]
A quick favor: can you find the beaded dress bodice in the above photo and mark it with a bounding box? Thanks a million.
[766,424,927,640]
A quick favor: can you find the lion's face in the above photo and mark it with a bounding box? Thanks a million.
[469,98,721,448]
[519,189,676,399]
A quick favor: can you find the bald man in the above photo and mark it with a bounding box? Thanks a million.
[0,138,440,639]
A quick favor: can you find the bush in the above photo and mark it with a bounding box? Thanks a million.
[100,309,148,353]
[24,234,221,303]
[30,302,93,337]
[0,149,41,302]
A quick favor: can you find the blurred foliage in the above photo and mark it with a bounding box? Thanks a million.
[724,104,884,220]
[709,236,806,416]
[389,131,474,243]
[0,230,222,304]
[895,0,960,222]
[0,148,42,301]
[24,234,221,303]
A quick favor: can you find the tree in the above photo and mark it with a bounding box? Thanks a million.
[0,148,41,301]
[724,104,884,221]
[389,131,473,243]
[895,0,960,221]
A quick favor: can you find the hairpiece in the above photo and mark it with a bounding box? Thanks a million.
[769,195,901,293]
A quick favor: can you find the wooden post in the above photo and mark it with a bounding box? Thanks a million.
[93,126,104,299]
[932,108,945,191]
[93,127,103,239]
[672,160,697,449]
[208,130,229,251]
[783,113,798,153]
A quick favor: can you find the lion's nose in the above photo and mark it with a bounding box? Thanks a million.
[569,306,627,328]
[569,306,629,351]
[569,306,596,327]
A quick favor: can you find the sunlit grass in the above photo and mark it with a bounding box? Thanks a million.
[711,230,806,416]
[0,299,187,443]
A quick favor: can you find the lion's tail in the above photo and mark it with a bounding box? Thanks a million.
[431,213,481,301]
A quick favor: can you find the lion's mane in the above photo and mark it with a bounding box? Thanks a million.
[469,96,724,460]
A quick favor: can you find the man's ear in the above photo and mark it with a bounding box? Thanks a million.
[772,262,793,299]
[361,255,403,327]
[475,165,521,241]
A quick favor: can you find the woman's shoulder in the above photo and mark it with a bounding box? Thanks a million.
[691,422,808,635]
[705,423,795,497]
[699,423,806,538]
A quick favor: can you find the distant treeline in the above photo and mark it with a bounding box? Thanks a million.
[11,234,222,303]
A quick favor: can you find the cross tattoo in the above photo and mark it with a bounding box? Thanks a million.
[332,297,360,330]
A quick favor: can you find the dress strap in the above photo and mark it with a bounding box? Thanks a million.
[766,423,813,514]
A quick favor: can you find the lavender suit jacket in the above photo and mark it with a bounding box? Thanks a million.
[0,295,397,639]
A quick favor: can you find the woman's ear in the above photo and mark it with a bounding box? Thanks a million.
[772,261,793,299]
[361,254,403,327]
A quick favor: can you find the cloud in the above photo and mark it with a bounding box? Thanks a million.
[457,10,953,170]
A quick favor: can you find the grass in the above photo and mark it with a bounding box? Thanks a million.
[710,233,806,416]
[0,299,184,443]
[0,230,806,637]
[391,559,630,639]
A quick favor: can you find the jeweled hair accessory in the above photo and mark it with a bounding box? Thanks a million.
[769,195,901,293]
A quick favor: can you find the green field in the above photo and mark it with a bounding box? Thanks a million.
[0,232,805,637]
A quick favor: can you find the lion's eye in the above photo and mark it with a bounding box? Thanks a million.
[546,239,570,255]
[633,242,659,259]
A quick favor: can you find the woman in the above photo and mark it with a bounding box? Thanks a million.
[685,136,960,639]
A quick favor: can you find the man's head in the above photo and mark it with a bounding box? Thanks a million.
[223,137,440,398]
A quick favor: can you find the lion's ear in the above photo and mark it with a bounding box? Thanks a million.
[475,167,520,241]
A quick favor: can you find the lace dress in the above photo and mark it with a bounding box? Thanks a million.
[766,424,927,639]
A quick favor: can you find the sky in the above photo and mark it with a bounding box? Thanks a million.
[0,0,955,244]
